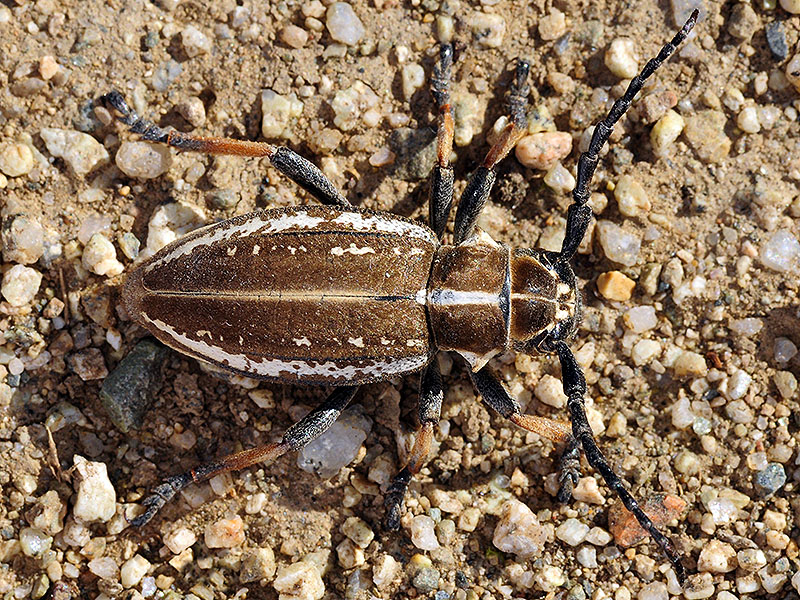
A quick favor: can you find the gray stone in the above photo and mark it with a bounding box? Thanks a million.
[389,127,436,182]
[766,22,788,60]
[754,463,786,498]
[100,339,169,432]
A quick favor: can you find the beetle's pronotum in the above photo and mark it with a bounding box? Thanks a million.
[103,10,698,583]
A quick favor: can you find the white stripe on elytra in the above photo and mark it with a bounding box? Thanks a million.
[331,212,437,243]
[145,212,327,273]
[141,313,429,380]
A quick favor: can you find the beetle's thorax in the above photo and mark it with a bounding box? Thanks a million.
[427,230,579,370]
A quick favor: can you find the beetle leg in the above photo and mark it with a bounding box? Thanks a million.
[453,58,530,244]
[385,359,444,530]
[558,11,698,262]
[428,44,456,240]
[555,341,687,584]
[130,386,358,527]
[99,91,349,207]
[469,366,581,502]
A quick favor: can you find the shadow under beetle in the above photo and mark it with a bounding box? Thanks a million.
[102,10,698,584]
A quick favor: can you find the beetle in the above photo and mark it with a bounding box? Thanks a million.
[103,11,697,583]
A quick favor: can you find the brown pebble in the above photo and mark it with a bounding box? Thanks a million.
[608,494,686,547]
[596,271,635,301]
[515,131,572,170]
[281,24,309,48]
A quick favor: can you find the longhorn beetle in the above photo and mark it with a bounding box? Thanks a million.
[103,11,697,584]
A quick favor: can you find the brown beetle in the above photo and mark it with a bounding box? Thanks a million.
[104,11,697,583]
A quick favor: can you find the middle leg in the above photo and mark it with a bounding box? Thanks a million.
[384,359,444,530]
[470,366,581,502]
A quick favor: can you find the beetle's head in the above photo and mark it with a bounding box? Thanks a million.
[508,249,581,355]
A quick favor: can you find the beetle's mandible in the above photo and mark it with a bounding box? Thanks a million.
[103,11,698,584]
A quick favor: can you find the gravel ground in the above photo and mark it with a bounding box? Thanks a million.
[1,0,799,599]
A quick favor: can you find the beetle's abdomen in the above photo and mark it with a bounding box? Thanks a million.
[124,206,438,385]
[427,232,511,371]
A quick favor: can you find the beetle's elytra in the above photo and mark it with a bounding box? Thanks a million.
[105,10,698,584]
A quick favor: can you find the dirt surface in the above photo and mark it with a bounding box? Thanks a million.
[1,0,799,599]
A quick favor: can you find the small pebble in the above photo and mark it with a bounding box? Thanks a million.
[538,9,566,41]
[515,131,572,170]
[402,63,425,100]
[576,546,598,568]
[281,24,309,49]
[164,527,197,554]
[605,38,639,79]
[145,201,207,255]
[760,229,800,272]
[543,162,575,194]
[697,540,737,573]
[409,515,439,551]
[19,527,52,557]
[273,560,325,600]
[452,91,481,147]
[73,455,117,522]
[555,518,590,546]
[152,59,183,92]
[608,494,685,547]
[341,516,374,548]
[336,539,365,568]
[597,271,635,301]
[115,141,172,179]
[436,14,455,44]
[82,233,124,276]
[39,55,59,80]
[240,547,277,583]
[753,463,786,498]
[737,106,760,133]
[596,220,641,266]
[262,90,304,138]
[88,556,119,580]
[493,499,547,559]
[766,21,789,60]
[672,351,708,378]
[471,12,506,48]
[204,516,245,548]
[373,554,400,589]
[737,549,766,572]
[0,142,34,177]
[615,175,651,217]
[412,566,440,593]
[121,554,151,588]
[177,97,206,127]
[780,0,800,13]
[774,337,798,363]
[631,339,662,366]
[535,374,567,408]
[2,214,44,264]
[637,581,668,600]
[40,127,109,177]
[2,264,42,306]
[651,109,684,155]
[724,369,751,400]
[181,24,212,57]
[623,305,657,332]
[297,407,371,478]
[683,110,731,164]
[727,3,760,41]
[773,371,797,398]
[326,2,364,46]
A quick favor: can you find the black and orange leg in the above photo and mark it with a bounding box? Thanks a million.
[555,341,686,583]
[384,360,444,530]
[428,44,456,240]
[99,91,349,207]
[470,366,581,502]
[131,386,359,527]
[453,58,531,243]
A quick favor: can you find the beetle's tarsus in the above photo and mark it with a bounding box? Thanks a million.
[557,441,581,503]
[129,474,189,527]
